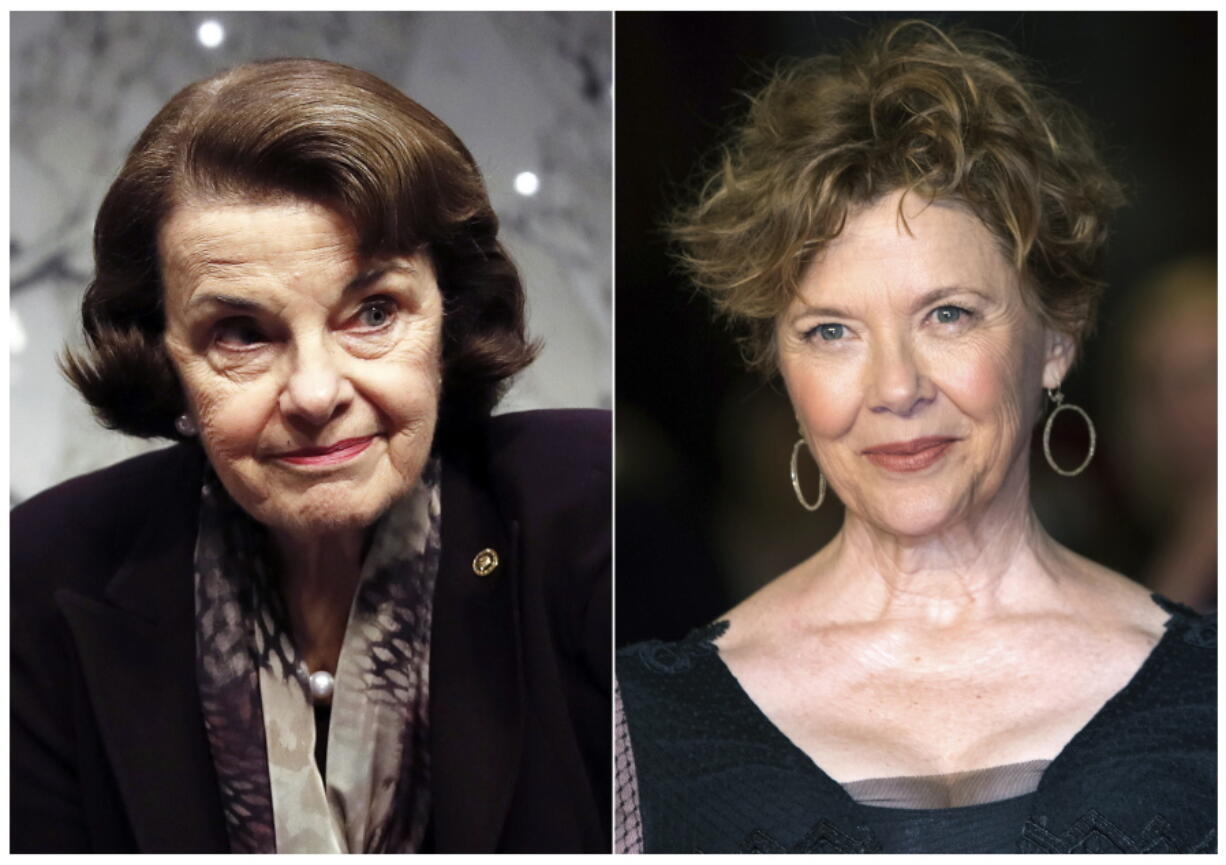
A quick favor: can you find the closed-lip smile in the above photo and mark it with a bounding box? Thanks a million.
[862,436,958,472]
[275,436,375,466]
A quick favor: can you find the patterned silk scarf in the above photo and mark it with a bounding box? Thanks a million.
[194,459,442,853]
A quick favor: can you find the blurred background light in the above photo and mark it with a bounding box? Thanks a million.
[10,309,26,355]
[514,170,540,197]
[197,20,224,49]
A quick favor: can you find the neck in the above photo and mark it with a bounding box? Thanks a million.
[272,528,366,674]
[808,460,1073,627]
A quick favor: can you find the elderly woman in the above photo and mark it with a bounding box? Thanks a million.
[616,21,1215,854]
[12,59,610,853]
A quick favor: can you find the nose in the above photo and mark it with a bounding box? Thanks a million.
[279,336,354,427]
[868,334,933,416]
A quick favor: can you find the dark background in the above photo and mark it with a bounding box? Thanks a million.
[615,12,1217,645]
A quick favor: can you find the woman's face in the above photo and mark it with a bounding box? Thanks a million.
[161,197,443,540]
[776,190,1073,537]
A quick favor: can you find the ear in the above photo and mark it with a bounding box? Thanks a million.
[1041,328,1076,390]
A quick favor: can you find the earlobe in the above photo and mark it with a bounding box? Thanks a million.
[1041,330,1076,390]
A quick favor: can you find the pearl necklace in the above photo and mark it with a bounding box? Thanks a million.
[307,669,335,704]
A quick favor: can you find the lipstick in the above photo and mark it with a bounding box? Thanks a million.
[277,436,374,467]
[862,436,957,472]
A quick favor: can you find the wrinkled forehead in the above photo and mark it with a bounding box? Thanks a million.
[158,198,358,280]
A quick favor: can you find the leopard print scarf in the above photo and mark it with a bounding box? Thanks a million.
[194,459,441,852]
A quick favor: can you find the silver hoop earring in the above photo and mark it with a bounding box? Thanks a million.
[1042,387,1095,476]
[790,436,826,511]
[175,413,197,437]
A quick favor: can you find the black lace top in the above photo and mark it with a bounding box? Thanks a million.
[616,595,1216,853]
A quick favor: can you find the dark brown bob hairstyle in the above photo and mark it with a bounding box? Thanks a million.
[671,20,1125,372]
[64,58,536,440]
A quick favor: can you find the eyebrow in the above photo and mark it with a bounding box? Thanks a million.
[187,262,418,312]
[792,286,992,320]
[912,286,993,311]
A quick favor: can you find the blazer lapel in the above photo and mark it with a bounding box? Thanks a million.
[430,448,525,852]
[58,446,229,852]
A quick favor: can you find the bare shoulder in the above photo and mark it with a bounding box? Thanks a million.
[1061,550,1169,643]
[711,555,818,658]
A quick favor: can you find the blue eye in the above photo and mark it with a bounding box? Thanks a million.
[356,298,395,329]
[816,323,845,341]
[932,305,968,324]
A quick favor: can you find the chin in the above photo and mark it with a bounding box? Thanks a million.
[278,504,382,538]
[244,480,407,541]
[865,494,965,539]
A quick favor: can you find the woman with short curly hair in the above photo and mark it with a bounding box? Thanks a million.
[13,58,610,854]
[616,20,1214,854]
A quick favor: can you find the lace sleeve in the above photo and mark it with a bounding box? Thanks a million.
[614,682,644,853]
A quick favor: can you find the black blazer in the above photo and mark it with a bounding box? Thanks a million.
[11,409,611,853]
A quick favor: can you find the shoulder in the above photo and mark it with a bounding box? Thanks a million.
[437,408,609,553]
[1030,597,1216,853]
[617,621,730,712]
[706,554,817,657]
[477,409,611,527]
[12,443,202,543]
[12,444,204,606]
[484,408,610,486]
[1150,595,1216,678]
[1101,590,1215,695]
[617,622,777,809]
[464,409,611,656]
[1054,594,1215,775]
[1110,595,1215,754]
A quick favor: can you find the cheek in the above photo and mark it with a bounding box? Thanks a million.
[372,369,438,427]
[943,356,1007,416]
[782,361,861,439]
[190,376,280,460]
[362,350,441,443]
[932,335,1036,431]
[167,345,273,461]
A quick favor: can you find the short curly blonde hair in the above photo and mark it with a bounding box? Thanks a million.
[670,20,1125,372]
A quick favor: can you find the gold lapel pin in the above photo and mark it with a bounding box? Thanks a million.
[472,548,499,577]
